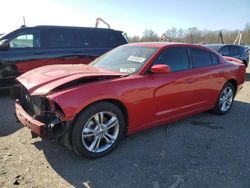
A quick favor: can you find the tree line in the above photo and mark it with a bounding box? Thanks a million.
[128,22,250,45]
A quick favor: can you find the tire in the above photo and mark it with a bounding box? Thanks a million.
[213,82,235,115]
[72,102,126,159]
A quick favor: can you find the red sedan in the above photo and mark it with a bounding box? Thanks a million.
[14,42,246,158]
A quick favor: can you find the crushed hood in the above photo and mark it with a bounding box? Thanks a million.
[17,64,127,95]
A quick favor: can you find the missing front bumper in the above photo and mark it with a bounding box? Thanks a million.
[16,101,45,136]
[15,101,66,138]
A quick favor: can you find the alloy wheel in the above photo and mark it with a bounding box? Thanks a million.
[219,86,234,112]
[81,111,119,153]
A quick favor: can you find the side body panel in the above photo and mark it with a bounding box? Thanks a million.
[46,68,229,135]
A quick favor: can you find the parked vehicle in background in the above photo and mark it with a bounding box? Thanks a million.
[0,25,127,89]
[245,45,250,54]
[204,44,249,67]
[13,42,246,159]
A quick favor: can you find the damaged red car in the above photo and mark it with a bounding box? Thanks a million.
[14,42,246,158]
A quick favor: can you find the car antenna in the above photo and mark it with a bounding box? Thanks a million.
[218,31,224,44]
[20,16,26,28]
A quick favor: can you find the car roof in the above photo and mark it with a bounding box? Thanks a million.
[0,25,124,40]
[34,25,122,32]
[8,25,124,34]
[204,43,245,48]
[127,42,206,49]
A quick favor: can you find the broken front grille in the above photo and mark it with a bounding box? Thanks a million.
[17,84,50,119]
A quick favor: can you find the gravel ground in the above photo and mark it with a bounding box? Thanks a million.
[0,66,250,188]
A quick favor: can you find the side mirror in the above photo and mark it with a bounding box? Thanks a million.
[0,39,10,51]
[151,64,171,74]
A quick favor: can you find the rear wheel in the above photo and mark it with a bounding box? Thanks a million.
[72,102,125,159]
[213,82,235,115]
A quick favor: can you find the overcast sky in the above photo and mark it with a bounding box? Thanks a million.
[0,0,249,36]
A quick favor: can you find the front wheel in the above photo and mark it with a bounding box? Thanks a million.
[213,82,235,115]
[72,102,126,159]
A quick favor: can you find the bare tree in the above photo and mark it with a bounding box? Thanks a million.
[164,27,178,42]
[127,23,250,45]
[128,36,141,43]
[241,22,250,44]
[141,29,159,42]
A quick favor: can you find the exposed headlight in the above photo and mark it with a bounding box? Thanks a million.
[0,64,17,76]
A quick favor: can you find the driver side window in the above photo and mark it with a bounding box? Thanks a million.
[9,30,40,48]
[153,47,189,72]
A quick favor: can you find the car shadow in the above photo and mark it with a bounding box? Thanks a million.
[33,100,250,187]
[0,89,23,137]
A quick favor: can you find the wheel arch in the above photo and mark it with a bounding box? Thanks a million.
[213,79,237,115]
[227,79,238,95]
[71,98,129,133]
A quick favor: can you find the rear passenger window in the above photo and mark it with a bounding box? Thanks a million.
[76,30,126,48]
[77,30,93,47]
[191,48,213,68]
[42,29,78,48]
[229,46,239,55]
[153,47,189,72]
[238,47,243,53]
[211,54,219,65]
[220,46,229,56]
[88,31,127,48]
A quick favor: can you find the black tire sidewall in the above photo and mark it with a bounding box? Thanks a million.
[214,82,235,115]
[72,102,125,159]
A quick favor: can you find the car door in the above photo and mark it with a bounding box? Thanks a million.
[0,29,45,74]
[189,47,224,109]
[149,47,197,121]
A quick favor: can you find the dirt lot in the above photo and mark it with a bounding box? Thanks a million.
[0,67,250,188]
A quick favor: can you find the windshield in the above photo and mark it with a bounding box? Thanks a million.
[91,45,157,74]
[0,33,6,40]
[0,29,14,40]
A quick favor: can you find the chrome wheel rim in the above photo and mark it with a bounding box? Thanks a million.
[82,111,119,153]
[219,87,234,112]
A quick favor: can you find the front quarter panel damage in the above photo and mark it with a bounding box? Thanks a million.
[46,79,128,121]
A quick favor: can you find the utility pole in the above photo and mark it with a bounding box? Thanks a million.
[218,31,224,44]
